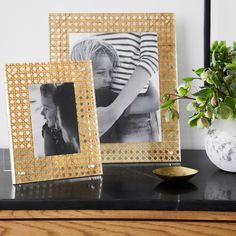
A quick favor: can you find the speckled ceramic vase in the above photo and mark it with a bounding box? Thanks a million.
[205,119,236,172]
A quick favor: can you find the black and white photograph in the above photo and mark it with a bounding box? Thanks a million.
[29,82,81,158]
[69,32,161,144]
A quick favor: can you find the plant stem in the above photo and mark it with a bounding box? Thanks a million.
[176,96,195,101]
[192,77,202,80]
[167,93,195,101]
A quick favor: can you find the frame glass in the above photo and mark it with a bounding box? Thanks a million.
[5,61,102,184]
[49,13,180,163]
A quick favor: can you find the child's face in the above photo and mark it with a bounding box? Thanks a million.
[93,53,113,89]
[41,95,57,128]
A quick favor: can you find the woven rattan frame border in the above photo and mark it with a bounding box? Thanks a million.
[49,13,180,163]
[5,61,102,184]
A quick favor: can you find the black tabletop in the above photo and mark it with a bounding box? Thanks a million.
[0,149,236,211]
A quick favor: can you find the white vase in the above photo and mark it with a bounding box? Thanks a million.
[205,119,236,172]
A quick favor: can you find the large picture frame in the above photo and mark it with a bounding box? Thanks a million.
[49,13,180,163]
[5,61,102,184]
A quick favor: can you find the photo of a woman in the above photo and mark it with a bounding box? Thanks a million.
[29,82,80,158]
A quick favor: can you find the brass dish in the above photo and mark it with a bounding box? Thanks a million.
[153,166,199,181]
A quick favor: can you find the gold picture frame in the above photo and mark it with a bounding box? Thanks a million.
[5,61,102,184]
[49,13,180,163]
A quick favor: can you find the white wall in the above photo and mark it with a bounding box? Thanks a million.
[211,0,236,45]
[0,0,206,149]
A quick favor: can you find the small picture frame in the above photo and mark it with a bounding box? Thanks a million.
[5,61,102,184]
[49,13,180,163]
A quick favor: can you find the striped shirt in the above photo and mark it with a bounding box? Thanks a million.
[96,32,158,93]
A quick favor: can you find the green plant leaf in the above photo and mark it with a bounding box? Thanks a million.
[188,118,198,127]
[205,107,213,119]
[186,102,197,112]
[211,50,216,66]
[230,81,236,97]
[210,93,218,107]
[207,104,218,116]
[192,88,213,98]
[177,87,188,97]
[188,113,201,127]
[216,104,233,119]
[165,109,179,122]
[211,41,218,50]
[200,71,209,81]
[171,109,180,120]
[193,68,205,76]
[219,86,230,96]
[224,75,233,85]
[182,77,194,83]
[226,63,236,70]
[184,83,191,91]
[168,108,179,121]
[224,96,236,118]
[233,41,236,51]
[211,74,222,89]
[196,96,207,105]
[177,83,191,97]
[224,96,236,109]
[160,99,175,109]
[197,117,210,129]
[162,94,170,102]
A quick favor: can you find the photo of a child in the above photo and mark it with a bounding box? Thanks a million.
[70,32,161,143]
[29,82,80,158]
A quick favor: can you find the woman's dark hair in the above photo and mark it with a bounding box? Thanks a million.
[54,83,79,138]
[40,84,57,97]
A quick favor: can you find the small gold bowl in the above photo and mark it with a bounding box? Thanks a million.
[152,166,199,181]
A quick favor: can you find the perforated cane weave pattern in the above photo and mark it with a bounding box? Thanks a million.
[49,13,180,163]
[5,61,102,183]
